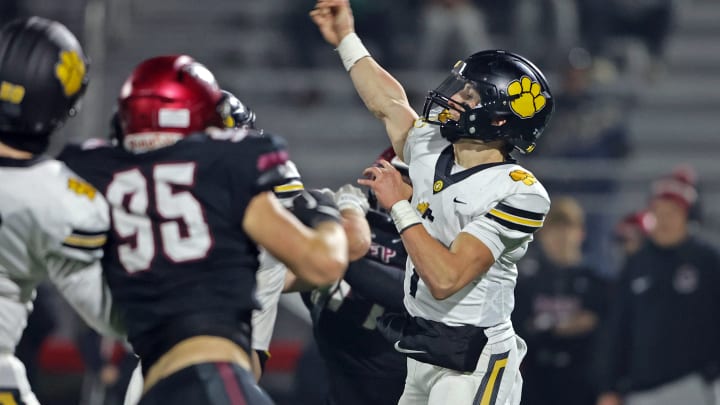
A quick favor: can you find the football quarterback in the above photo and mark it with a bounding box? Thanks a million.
[312,1,554,404]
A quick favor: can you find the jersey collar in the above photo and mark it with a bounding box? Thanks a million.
[432,145,515,194]
[0,155,49,167]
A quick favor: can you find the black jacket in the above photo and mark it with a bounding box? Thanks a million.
[597,237,720,393]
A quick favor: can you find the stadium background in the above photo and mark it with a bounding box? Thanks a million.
[4,0,718,403]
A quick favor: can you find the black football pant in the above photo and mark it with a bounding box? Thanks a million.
[139,362,274,405]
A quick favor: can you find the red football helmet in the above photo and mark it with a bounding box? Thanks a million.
[118,55,224,138]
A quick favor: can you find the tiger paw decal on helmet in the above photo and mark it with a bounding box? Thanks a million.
[55,50,86,97]
[508,76,546,119]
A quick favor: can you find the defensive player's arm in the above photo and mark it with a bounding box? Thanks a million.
[243,191,348,286]
[339,208,371,261]
[344,259,405,311]
[281,205,368,293]
[310,0,418,160]
[333,184,372,260]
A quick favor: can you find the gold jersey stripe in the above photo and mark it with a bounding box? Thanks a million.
[274,183,304,193]
[63,234,107,248]
[488,208,543,228]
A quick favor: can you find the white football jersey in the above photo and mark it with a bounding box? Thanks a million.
[251,163,304,352]
[0,157,116,351]
[401,119,550,327]
[251,251,287,352]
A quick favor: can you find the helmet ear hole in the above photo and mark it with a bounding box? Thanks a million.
[218,90,256,129]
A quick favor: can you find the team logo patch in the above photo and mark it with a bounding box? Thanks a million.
[417,201,434,222]
[509,170,536,186]
[55,50,86,96]
[433,180,444,192]
[67,177,97,200]
[673,265,699,294]
[0,81,25,104]
[417,201,430,215]
[507,76,546,119]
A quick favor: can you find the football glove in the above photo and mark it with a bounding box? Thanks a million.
[334,184,370,214]
[291,189,342,228]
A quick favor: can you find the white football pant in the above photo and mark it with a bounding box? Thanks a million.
[398,322,526,405]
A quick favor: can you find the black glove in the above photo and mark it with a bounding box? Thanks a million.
[291,189,342,228]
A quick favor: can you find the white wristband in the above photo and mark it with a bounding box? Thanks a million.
[390,200,422,234]
[336,32,370,72]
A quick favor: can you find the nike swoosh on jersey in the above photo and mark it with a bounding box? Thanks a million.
[394,341,427,354]
[453,197,466,204]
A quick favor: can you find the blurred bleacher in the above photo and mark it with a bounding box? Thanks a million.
[46,0,720,244]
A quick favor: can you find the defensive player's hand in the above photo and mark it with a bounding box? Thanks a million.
[291,189,342,228]
[335,184,369,214]
[309,0,355,47]
[358,159,408,210]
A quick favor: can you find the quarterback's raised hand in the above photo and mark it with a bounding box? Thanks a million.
[309,0,355,47]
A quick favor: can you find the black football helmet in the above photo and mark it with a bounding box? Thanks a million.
[219,90,256,129]
[0,17,89,153]
[422,50,553,154]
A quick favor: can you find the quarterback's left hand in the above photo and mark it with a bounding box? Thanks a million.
[358,159,408,210]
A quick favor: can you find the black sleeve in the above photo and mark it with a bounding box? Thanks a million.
[250,133,293,193]
[343,258,405,312]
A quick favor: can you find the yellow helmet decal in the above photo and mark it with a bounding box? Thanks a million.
[507,76,546,119]
[55,50,86,97]
[0,81,25,104]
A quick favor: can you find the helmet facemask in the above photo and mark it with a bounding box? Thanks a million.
[422,63,506,144]
[421,52,554,154]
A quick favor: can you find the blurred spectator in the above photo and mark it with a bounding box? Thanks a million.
[511,0,581,69]
[578,0,675,78]
[514,196,610,405]
[530,48,632,275]
[416,0,492,69]
[613,210,654,259]
[77,329,137,405]
[595,168,720,405]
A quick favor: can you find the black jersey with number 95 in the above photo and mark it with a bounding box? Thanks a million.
[60,129,293,365]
